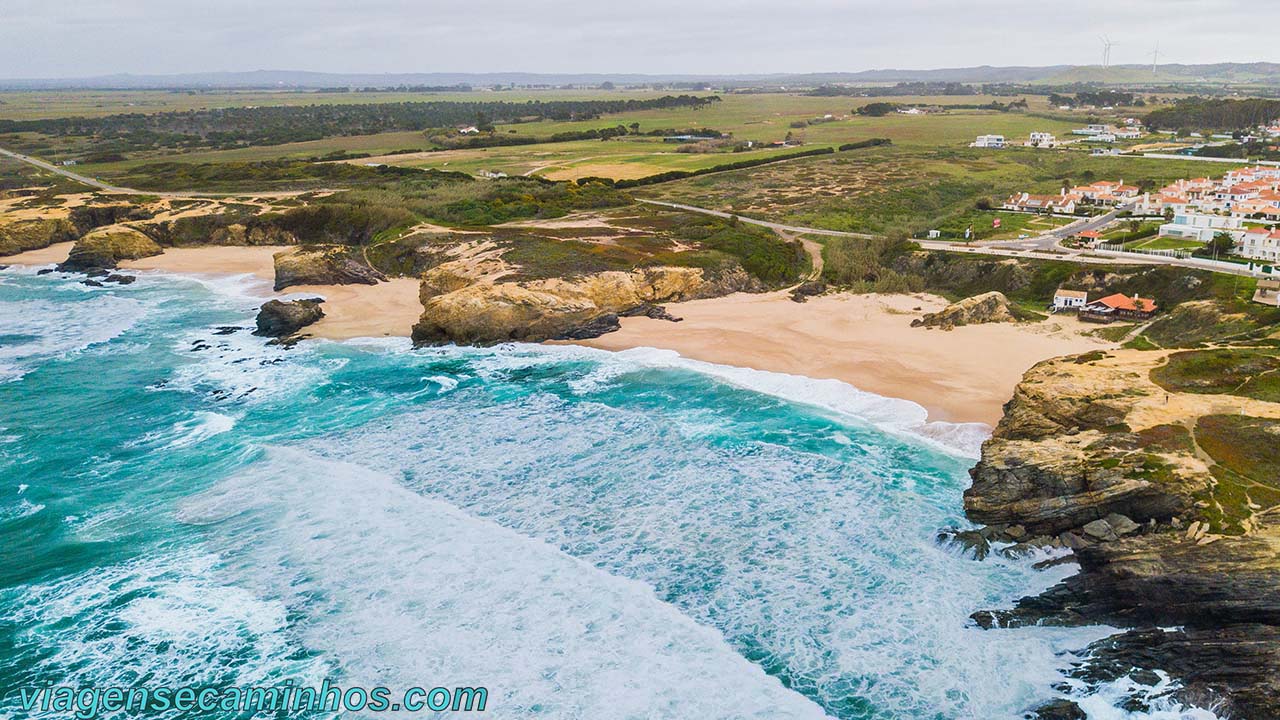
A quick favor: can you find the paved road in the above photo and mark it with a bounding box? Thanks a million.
[640,199,1152,267]
[978,203,1136,252]
[639,199,1273,277]
[0,147,136,193]
[0,146,318,199]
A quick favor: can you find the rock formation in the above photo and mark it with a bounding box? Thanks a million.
[57,227,162,271]
[961,348,1280,717]
[272,247,386,291]
[412,266,714,345]
[0,218,78,256]
[911,291,1025,330]
[253,298,325,338]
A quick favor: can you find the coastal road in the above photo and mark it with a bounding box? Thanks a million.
[639,199,1270,277]
[977,203,1137,253]
[0,146,322,199]
[0,147,135,193]
[639,199,1152,267]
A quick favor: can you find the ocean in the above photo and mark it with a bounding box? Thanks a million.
[0,266,1218,719]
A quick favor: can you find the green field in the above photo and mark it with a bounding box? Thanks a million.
[1127,236,1204,251]
[638,145,1245,235]
[4,91,1092,185]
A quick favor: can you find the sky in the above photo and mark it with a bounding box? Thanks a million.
[1,0,1277,78]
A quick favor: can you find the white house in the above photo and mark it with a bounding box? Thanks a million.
[1158,213,1244,243]
[1027,132,1057,148]
[1073,123,1112,136]
[1053,289,1089,312]
[1241,228,1280,261]
[971,135,1006,148]
[457,126,481,134]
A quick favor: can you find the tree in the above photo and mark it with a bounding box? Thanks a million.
[629,122,640,134]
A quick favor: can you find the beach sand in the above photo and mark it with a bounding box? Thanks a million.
[1,241,76,265]
[121,246,422,340]
[0,244,423,341]
[575,292,1113,426]
[5,242,1109,422]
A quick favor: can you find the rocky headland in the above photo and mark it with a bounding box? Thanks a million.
[952,348,1280,718]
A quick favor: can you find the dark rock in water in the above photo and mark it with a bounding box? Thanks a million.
[618,304,682,322]
[1027,699,1085,720]
[789,280,826,303]
[935,527,990,560]
[82,279,104,287]
[554,314,621,340]
[103,274,136,285]
[212,326,244,335]
[254,298,326,338]
[36,268,55,275]
[0,264,7,271]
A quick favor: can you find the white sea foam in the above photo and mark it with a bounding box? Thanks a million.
[3,552,322,691]
[446,343,990,457]
[127,411,237,451]
[300,394,1083,717]
[175,447,831,719]
[0,294,147,383]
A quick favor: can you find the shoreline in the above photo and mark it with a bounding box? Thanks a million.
[570,292,1113,426]
[3,243,1111,425]
[2,244,423,341]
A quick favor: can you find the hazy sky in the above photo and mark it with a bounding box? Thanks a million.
[2,0,1276,78]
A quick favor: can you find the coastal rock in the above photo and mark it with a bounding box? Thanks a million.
[57,228,162,271]
[1027,699,1086,720]
[789,280,826,303]
[553,314,622,340]
[964,352,1209,535]
[910,291,1024,330]
[272,247,386,291]
[253,298,326,338]
[0,218,78,257]
[965,348,1280,717]
[412,267,708,346]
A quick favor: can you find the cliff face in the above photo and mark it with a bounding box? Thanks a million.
[964,351,1212,536]
[411,266,749,345]
[272,247,387,291]
[963,348,1280,717]
[58,227,163,271]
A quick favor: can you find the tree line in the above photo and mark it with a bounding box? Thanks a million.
[0,96,720,154]
[1144,98,1280,132]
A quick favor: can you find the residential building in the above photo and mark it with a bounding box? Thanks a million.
[1073,123,1112,136]
[1241,227,1280,262]
[1053,289,1089,312]
[1158,213,1244,243]
[1079,294,1159,323]
[971,135,1006,148]
[1026,132,1057,148]
[1002,191,1077,214]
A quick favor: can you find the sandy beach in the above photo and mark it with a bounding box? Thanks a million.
[3,244,424,341]
[576,292,1113,426]
[5,243,1109,422]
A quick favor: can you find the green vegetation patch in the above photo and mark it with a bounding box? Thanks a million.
[1151,348,1280,401]
[1194,414,1280,534]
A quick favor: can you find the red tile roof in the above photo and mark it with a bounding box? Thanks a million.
[1096,293,1157,312]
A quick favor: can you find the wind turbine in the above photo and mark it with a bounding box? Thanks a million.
[1148,41,1160,77]
[1099,35,1117,70]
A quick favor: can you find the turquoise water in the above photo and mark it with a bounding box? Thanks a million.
[0,267,1207,719]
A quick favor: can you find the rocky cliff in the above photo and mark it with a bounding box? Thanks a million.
[411,266,740,345]
[960,348,1280,717]
[58,227,163,271]
[273,247,387,291]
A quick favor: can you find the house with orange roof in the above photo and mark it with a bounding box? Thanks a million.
[1079,293,1159,323]
[1241,227,1280,262]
